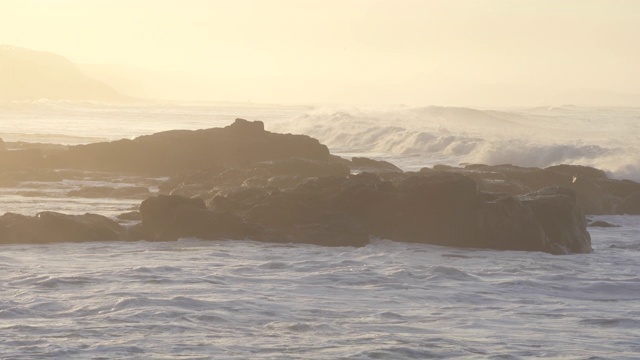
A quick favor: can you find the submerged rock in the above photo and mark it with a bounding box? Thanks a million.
[588,220,619,228]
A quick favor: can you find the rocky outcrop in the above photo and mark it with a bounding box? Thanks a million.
[350,157,403,174]
[616,192,640,215]
[0,212,124,244]
[0,121,606,254]
[49,119,331,175]
[133,172,592,254]
[429,163,640,215]
[516,187,592,254]
[132,195,261,242]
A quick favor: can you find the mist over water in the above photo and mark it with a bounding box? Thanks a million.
[3,101,637,180]
[269,105,640,180]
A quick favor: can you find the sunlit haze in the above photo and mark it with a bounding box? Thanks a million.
[2,0,640,105]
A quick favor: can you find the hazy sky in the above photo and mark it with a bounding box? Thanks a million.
[1,0,639,105]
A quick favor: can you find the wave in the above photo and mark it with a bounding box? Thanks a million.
[268,106,640,180]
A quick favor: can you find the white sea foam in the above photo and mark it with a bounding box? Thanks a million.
[267,105,640,180]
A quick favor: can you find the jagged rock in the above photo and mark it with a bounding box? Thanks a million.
[0,212,124,244]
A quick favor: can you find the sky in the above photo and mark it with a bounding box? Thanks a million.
[1,0,639,105]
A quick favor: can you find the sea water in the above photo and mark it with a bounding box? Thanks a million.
[0,102,639,358]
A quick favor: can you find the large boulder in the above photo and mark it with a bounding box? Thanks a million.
[0,212,124,244]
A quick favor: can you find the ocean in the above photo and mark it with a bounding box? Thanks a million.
[1,102,639,358]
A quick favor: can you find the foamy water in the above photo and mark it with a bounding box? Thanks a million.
[2,220,639,359]
[1,102,640,358]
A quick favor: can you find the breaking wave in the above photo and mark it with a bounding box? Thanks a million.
[268,106,640,180]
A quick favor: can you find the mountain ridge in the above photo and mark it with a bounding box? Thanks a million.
[0,45,130,103]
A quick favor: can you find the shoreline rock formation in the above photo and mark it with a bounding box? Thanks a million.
[1,118,637,254]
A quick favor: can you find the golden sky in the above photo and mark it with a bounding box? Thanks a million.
[1,0,639,105]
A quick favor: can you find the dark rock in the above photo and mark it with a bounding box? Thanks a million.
[0,212,124,244]
[474,195,548,252]
[50,119,331,175]
[568,176,610,215]
[244,192,369,247]
[616,192,640,215]
[429,163,636,215]
[350,157,403,173]
[546,164,608,180]
[517,187,592,254]
[588,220,619,228]
[475,188,592,254]
[117,211,142,221]
[137,194,260,241]
[597,179,640,199]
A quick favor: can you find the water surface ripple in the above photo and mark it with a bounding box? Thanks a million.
[1,217,639,359]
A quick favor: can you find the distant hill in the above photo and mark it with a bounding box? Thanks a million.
[0,45,128,102]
